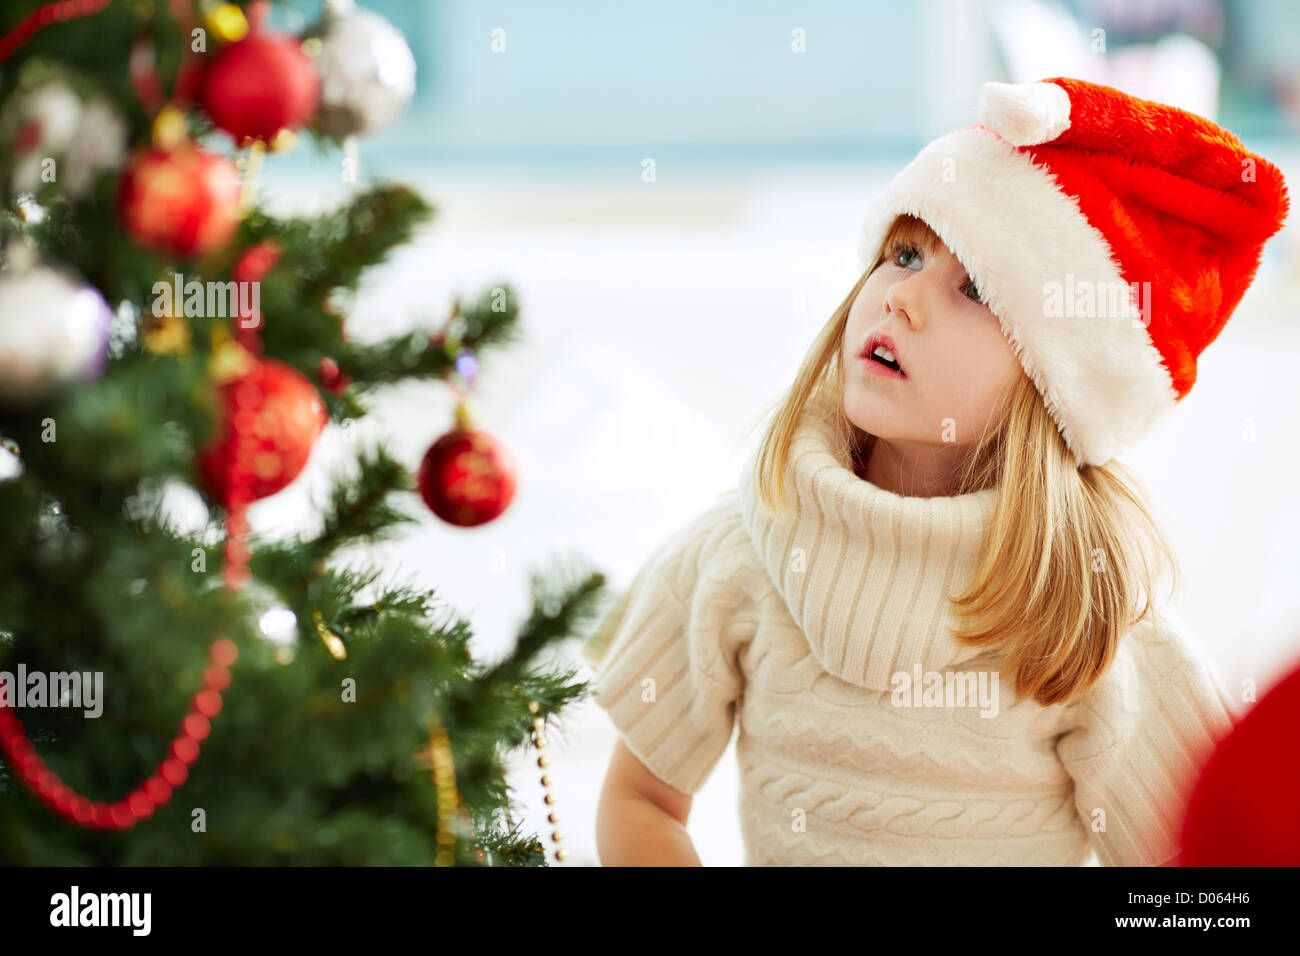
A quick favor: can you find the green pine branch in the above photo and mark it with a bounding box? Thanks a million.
[337,281,523,388]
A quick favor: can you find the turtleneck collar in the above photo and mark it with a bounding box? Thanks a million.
[737,392,1000,690]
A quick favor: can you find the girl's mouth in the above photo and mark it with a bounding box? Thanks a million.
[860,352,907,380]
[860,332,907,377]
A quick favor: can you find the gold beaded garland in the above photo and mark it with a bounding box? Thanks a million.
[529,700,566,863]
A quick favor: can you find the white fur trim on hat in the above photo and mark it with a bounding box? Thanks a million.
[856,127,1177,467]
[977,80,1072,147]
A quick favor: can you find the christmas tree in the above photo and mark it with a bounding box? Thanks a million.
[0,0,601,865]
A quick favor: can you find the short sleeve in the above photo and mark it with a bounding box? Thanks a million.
[1055,609,1240,866]
[581,500,751,795]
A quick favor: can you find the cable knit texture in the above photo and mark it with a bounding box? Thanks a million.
[583,399,1240,866]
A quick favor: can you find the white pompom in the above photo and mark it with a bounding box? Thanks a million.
[976,81,1071,146]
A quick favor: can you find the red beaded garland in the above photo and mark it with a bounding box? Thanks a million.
[195,689,223,717]
[183,713,211,742]
[144,778,171,806]
[0,0,113,65]
[171,737,200,765]
[0,638,237,830]
[203,663,231,692]
[162,759,188,787]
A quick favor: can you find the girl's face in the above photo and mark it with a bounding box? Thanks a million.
[842,220,1024,461]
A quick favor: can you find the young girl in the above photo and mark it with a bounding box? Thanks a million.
[582,77,1289,866]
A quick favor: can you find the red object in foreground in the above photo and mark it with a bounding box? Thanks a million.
[118,145,242,259]
[1180,656,1300,865]
[418,421,517,527]
[0,638,238,830]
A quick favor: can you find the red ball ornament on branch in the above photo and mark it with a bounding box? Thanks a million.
[418,403,516,527]
[197,354,328,506]
[200,0,320,145]
[118,145,241,259]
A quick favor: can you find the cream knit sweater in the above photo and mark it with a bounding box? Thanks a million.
[582,401,1241,866]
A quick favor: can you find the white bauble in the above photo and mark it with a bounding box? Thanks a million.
[0,77,126,197]
[0,262,112,402]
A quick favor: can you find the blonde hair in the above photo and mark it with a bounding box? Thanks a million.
[749,214,1179,707]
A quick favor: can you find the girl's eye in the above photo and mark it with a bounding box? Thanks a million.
[887,242,984,304]
[894,244,922,270]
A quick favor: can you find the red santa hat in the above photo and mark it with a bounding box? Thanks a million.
[857,76,1290,467]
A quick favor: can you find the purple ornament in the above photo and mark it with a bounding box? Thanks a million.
[454,349,478,386]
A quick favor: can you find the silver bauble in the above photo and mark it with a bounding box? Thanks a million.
[310,2,416,139]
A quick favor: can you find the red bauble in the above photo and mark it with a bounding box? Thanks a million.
[197,357,328,506]
[119,145,241,259]
[1180,658,1300,865]
[418,423,517,527]
[200,8,320,144]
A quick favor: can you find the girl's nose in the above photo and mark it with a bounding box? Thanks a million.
[884,278,924,330]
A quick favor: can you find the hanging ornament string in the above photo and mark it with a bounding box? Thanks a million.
[231,240,281,353]
[236,139,266,216]
[217,240,283,590]
[127,35,167,115]
[217,334,258,593]
[127,0,212,117]
[0,638,239,830]
[430,299,479,407]
[0,0,112,65]
[341,135,360,189]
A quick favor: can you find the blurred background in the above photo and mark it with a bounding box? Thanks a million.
[237,0,1300,865]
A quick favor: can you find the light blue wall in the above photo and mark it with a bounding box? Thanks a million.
[272,0,1298,172]
[281,0,928,167]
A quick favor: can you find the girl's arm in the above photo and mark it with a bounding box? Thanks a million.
[1055,610,1238,867]
[596,737,701,866]
[582,498,753,864]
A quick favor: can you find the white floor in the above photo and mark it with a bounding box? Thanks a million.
[235,156,1300,867]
